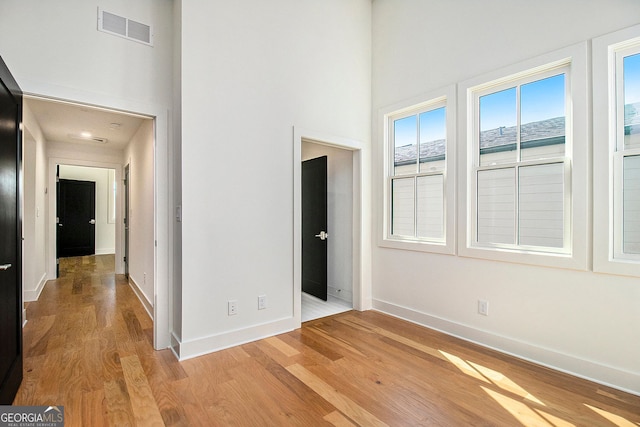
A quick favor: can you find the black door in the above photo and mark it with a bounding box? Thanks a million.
[124,165,129,276]
[0,56,23,404]
[57,179,96,257]
[302,156,328,301]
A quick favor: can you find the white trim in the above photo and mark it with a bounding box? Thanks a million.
[378,84,457,255]
[23,272,47,302]
[18,76,171,350]
[458,42,589,271]
[128,276,153,319]
[293,126,368,328]
[95,248,116,255]
[176,317,294,360]
[593,24,640,277]
[373,299,640,397]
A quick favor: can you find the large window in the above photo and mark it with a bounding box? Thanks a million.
[380,86,456,254]
[594,25,640,277]
[473,69,569,251]
[459,44,588,269]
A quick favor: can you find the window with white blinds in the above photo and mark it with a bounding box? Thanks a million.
[613,44,640,262]
[381,86,456,254]
[594,26,640,276]
[470,65,570,253]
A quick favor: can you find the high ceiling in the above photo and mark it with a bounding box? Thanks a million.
[24,97,149,150]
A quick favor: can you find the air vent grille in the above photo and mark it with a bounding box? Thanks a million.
[98,8,153,46]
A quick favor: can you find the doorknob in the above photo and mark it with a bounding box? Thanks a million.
[0,264,11,271]
[89,219,96,225]
[314,231,328,240]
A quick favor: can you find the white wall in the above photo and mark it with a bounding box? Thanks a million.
[58,165,116,255]
[123,120,155,310]
[302,142,354,304]
[372,0,640,394]
[22,104,48,302]
[177,0,371,357]
[1,0,174,348]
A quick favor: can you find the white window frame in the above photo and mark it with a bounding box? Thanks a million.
[379,85,456,255]
[593,24,640,277]
[458,43,589,270]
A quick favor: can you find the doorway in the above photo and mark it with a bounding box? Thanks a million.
[21,95,167,348]
[298,133,362,323]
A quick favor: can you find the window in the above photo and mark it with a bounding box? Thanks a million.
[380,86,456,254]
[459,44,588,270]
[594,25,640,277]
[474,70,568,251]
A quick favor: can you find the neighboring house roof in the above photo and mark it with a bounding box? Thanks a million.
[394,102,640,166]
[394,116,565,166]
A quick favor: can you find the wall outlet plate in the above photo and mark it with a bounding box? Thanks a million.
[258,295,267,310]
[478,300,489,316]
[228,300,238,316]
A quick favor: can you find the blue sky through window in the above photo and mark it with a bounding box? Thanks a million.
[394,115,416,148]
[521,74,565,125]
[480,87,516,132]
[625,53,640,105]
[394,107,446,149]
[420,107,446,143]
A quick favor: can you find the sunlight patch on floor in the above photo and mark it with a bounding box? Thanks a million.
[584,403,637,427]
[482,386,554,426]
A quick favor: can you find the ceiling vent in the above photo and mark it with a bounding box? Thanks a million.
[69,134,109,144]
[97,8,153,46]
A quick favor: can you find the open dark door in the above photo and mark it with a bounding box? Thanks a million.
[57,179,96,257]
[0,56,23,404]
[302,156,328,301]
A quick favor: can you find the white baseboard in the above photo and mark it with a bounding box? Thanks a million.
[328,285,352,304]
[127,276,153,320]
[95,248,115,255]
[373,298,640,397]
[22,308,27,328]
[24,272,48,302]
[176,317,295,360]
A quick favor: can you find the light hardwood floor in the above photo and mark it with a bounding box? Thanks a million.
[16,255,640,426]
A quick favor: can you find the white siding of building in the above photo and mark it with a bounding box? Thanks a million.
[477,168,516,244]
[519,163,565,248]
[623,155,640,254]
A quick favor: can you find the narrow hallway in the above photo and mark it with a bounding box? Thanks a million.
[16,255,177,425]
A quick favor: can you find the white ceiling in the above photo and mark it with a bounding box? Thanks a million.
[24,97,148,150]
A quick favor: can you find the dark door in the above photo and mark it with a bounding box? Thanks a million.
[57,179,96,257]
[0,56,23,404]
[302,156,328,301]
[124,165,129,276]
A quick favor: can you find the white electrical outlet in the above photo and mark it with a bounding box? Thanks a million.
[228,300,238,316]
[258,295,267,310]
[143,272,146,284]
[478,300,489,316]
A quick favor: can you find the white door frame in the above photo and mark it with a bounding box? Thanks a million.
[293,127,366,326]
[21,83,171,350]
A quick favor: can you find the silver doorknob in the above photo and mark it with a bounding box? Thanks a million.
[89,219,96,225]
[314,231,328,240]
[0,264,11,271]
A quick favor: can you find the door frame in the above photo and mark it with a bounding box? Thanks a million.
[22,86,170,351]
[293,127,369,327]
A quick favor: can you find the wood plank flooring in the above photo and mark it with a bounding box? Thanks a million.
[16,255,640,426]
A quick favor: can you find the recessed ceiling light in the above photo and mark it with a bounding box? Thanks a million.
[109,122,122,130]
[80,131,92,138]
